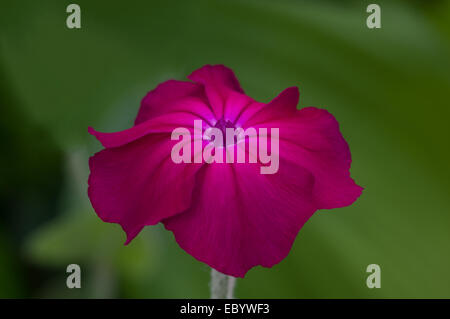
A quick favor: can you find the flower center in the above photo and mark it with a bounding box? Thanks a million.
[211,118,238,147]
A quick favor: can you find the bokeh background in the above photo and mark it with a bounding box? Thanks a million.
[1,0,450,298]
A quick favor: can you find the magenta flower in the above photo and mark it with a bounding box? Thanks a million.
[88,65,362,278]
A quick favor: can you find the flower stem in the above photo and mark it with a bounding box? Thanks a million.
[210,268,236,299]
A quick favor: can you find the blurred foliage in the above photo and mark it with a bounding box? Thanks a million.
[1,0,450,298]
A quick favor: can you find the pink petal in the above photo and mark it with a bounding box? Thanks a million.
[188,64,245,120]
[135,80,209,125]
[222,90,255,124]
[253,107,363,209]
[244,87,299,127]
[89,102,211,149]
[88,133,202,244]
[162,161,317,277]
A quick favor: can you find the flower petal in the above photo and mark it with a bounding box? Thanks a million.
[163,161,317,277]
[244,87,299,127]
[89,101,211,149]
[253,107,363,209]
[222,90,256,124]
[135,80,212,125]
[88,133,202,244]
[188,64,244,120]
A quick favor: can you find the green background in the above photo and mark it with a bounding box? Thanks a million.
[1,0,450,298]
